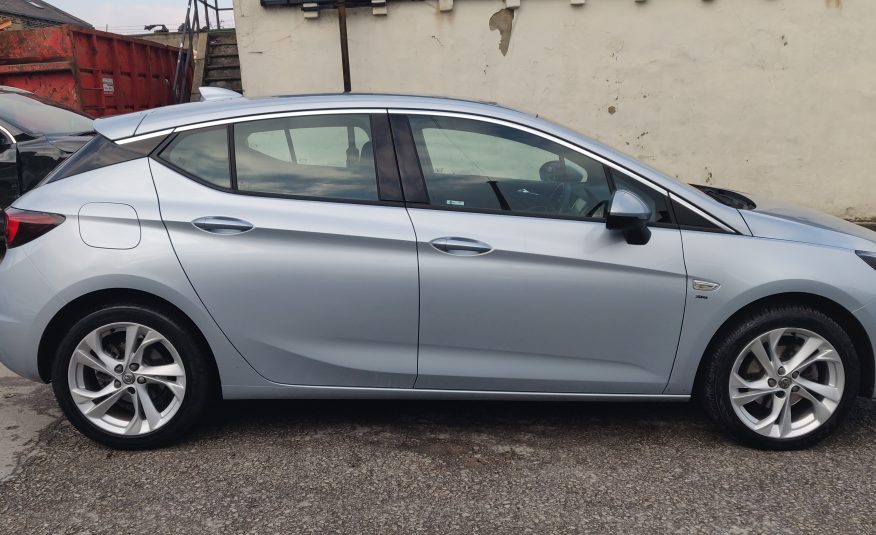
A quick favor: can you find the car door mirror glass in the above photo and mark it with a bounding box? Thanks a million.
[606,189,652,245]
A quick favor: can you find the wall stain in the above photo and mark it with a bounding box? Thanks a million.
[608,105,617,115]
[489,8,514,56]
[826,0,842,8]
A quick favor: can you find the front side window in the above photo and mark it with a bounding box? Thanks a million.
[234,114,378,201]
[408,115,612,219]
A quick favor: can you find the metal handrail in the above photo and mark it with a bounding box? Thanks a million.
[171,0,198,103]
[196,0,233,31]
[171,0,233,103]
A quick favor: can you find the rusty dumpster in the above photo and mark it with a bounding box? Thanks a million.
[0,25,189,117]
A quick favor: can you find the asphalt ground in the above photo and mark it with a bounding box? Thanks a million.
[2,364,876,534]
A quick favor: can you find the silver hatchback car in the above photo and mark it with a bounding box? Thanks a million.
[1,91,875,450]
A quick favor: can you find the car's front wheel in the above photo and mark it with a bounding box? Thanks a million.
[51,304,213,449]
[701,304,860,450]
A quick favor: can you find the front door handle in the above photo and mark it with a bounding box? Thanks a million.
[192,216,254,235]
[430,237,493,256]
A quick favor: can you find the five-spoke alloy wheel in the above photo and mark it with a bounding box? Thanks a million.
[53,304,213,449]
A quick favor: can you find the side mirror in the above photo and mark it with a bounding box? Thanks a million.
[606,190,652,245]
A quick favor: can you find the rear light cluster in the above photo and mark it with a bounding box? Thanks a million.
[1,208,65,251]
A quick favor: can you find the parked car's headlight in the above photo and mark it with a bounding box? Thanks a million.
[856,251,876,270]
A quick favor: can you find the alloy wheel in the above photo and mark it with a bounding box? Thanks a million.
[729,328,845,439]
[67,322,187,436]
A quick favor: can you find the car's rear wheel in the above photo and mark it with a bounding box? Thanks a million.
[51,304,212,449]
[701,305,860,450]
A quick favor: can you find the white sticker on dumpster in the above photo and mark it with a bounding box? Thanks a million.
[102,77,114,94]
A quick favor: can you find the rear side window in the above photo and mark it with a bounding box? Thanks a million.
[159,126,231,189]
[233,114,378,201]
[40,134,162,186]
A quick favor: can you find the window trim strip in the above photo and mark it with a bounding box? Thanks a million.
[172,108,388,133]
[116,128,174,145]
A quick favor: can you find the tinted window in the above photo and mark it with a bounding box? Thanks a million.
[160,126,231,188]
[41,134,160,186]
[671,198,724,232]
[408,115,612,219]
[234,114,378,201]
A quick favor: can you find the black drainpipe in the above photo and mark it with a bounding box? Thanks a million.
[337,0,352,92]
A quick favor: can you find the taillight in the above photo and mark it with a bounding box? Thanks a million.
[2,208,65,249]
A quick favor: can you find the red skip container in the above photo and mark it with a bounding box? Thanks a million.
[0,25,189,117]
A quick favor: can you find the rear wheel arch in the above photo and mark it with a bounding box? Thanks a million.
[694,292,875,399]
[37,288,221,394]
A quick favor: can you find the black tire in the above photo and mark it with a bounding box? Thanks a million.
[51,303,214,449]
[700,304,860,450]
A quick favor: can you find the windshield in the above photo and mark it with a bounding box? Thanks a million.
[0,92,94,136]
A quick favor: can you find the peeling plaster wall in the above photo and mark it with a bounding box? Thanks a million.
[234,0,876,221]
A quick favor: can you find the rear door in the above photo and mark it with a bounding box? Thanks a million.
[391,112,688,394]
[150,110,420,388]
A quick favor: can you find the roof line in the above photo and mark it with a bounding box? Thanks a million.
[0,0,92,27]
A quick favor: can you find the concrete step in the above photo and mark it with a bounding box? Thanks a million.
[205,80,243,92]
[207,30,237,45]
[208,43,238,56]
[205,66,241,80]
[204,70,241,82]
[206,55,240,68]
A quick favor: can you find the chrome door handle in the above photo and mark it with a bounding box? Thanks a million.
[192,216,254,234]
[430,237,493,256]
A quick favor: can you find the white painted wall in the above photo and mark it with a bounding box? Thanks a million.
[233,0,876,221]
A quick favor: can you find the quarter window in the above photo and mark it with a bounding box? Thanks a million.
[408,115,612,219]
[159,126,231,188]
[234,114,378,201]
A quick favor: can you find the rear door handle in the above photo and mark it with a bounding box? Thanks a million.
[192,216,254,235]
[430,237,493,256]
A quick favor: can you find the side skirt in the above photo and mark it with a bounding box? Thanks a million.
[223,384,691,401]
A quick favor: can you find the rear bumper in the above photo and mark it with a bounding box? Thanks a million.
[0,248,64,382]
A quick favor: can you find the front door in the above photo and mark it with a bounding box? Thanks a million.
[393,112,688,394]
[150,111,420,388]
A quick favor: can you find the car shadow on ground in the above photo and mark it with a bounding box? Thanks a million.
[188,396,876,450]
[212,397,702,428]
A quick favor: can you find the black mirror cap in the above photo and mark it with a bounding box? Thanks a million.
[606,212,648,232]
[623,226,652,245]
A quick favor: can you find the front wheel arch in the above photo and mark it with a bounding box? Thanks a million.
[693,292,875,400]
[37,289,221,397]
